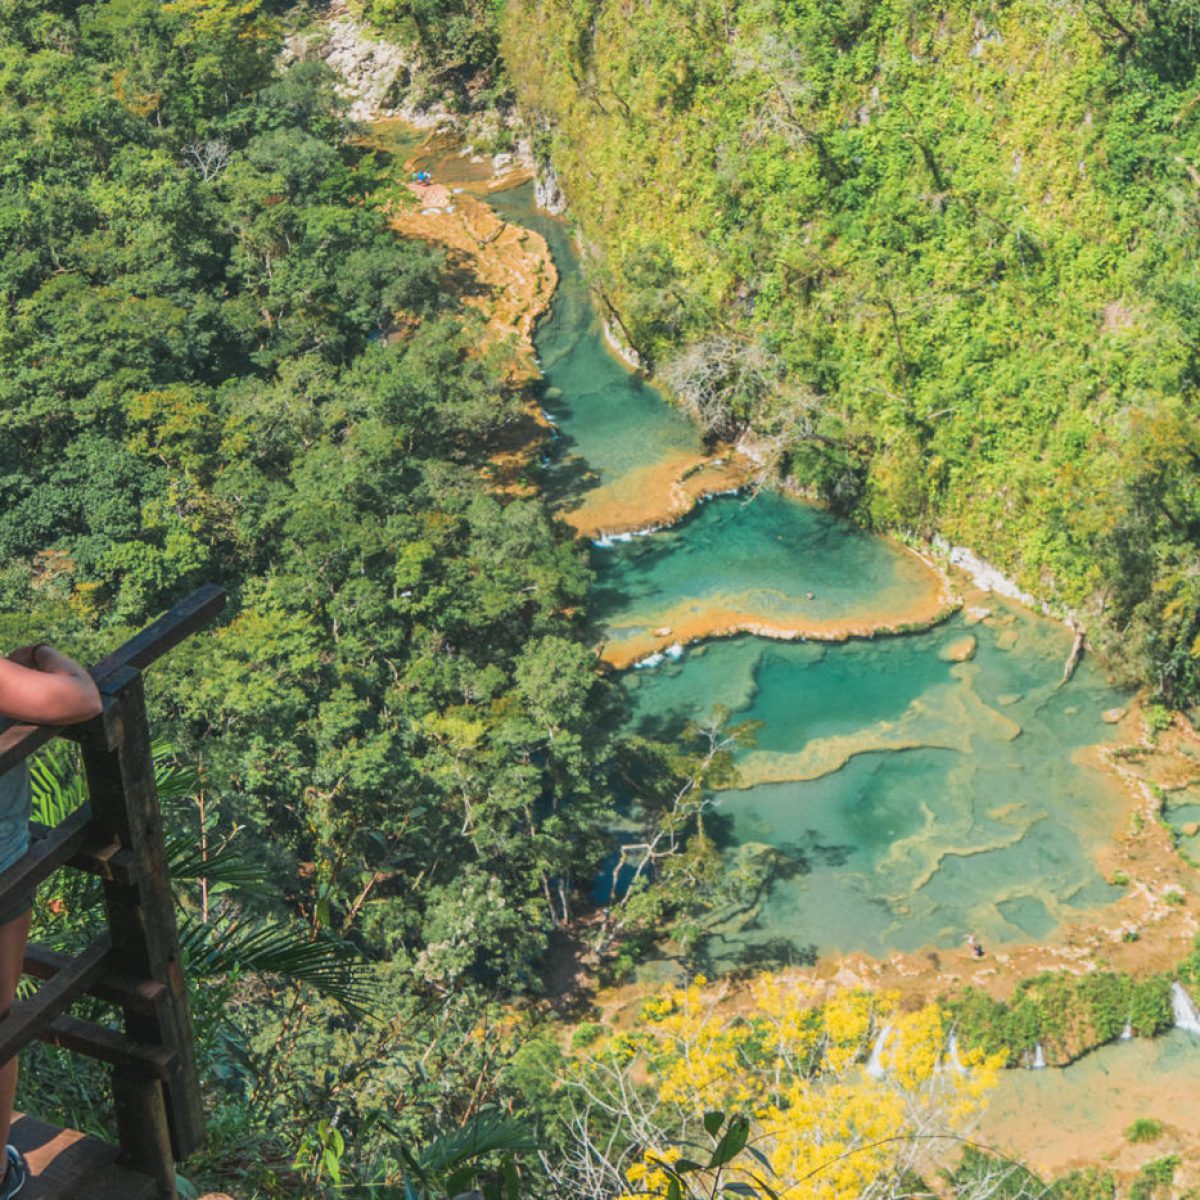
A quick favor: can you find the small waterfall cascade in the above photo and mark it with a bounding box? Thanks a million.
[1172,981,1200,1034]
[1120,1020,1134,1041]
[866,1023,893,1078]
[946,1032,966,1075]
[1024,1042,1046,1069]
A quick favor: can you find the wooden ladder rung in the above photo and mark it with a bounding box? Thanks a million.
[24,942,166,1015]
[0,935,112,1063]
[39,1014,177,1080]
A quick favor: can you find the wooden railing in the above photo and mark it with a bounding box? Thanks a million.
[0,585,227,1198]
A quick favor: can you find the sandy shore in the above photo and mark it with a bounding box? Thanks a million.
[564,449,757,541]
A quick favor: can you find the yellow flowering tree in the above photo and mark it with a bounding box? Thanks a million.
[550,974,1003,1200]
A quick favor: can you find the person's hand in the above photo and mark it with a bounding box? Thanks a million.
[6,645,41,669]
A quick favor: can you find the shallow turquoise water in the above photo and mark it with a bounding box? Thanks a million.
[981,1029,1200,1173]
[590,489,939,660]
[625,606,1127,961]
[494,183,1132,965]
[1165,788,1200,858]
[491,188,703,513]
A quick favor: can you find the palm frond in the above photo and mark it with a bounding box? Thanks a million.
[416,1113,537,1173]
[166,835,271,893]
[29,742,88,826]
[144,739,199,802]
[178,916,373,1016]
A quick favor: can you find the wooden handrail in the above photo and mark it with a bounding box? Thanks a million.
[0,585,227,1198]
[0,583,227,776]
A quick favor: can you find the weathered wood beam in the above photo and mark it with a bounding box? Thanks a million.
[0,935,112,1063]
[24,942,166,1016]
[82,668,206,1160]
[39,1014,177,1080]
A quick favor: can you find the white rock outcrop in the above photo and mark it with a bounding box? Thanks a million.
[284,14,455,127]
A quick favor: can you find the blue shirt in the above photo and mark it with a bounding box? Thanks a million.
[0,762,31,874]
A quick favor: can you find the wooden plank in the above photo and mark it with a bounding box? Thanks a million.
[67,837,138,886]
[24,943,166,1015]
[0,807,94,920]
[9,1113,157,1200]
[39,1014,177,1080]
[81,668,205,1161]
[0,722,54,781]
[89,583,227,681]
[0,584,227,775]
[0,935,112,1063]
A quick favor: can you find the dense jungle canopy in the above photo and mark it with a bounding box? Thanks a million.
[5,0,1200,1197]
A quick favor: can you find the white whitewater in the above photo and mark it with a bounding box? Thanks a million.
[1172,981,1200,1035]
[1120,1020,1133,1041]
[946,1032,966,1074]
[1030,1043,1046,1070]
[866,1023,893,1078]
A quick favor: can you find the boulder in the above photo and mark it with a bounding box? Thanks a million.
[1102,707,1127,724]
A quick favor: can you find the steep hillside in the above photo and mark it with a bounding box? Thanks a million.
[502,0,1200,703]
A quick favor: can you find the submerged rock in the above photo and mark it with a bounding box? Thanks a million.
[997,693,1023,707]
[1102,707,1127,724]
[996,628,1020,651]
[939,634,977,663]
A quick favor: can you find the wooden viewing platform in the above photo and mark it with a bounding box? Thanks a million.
[0,586,228,1199]
[9,1113,158,1199]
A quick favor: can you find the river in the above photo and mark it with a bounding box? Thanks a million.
[488,181,1134,968]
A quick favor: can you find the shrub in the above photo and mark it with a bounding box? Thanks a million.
[1130,1155,1181,1200]
[570,1021,605,1049]
[1125,1117,1165,1143]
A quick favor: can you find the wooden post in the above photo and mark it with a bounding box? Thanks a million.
[80,666,205,1176]
[112,1071,178,1199]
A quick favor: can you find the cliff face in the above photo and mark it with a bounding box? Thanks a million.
[283,9,455,125]
[499,0,1200,702]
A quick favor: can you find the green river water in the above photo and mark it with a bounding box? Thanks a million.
[490,184,1132,965]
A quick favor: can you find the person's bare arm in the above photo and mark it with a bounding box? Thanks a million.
[0,646,102,726]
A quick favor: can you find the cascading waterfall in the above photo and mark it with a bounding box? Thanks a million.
[1025,1043,1047,1069]
[866,1023,893,1078]
[1120,1020,1133,1041]
[1171,981,1200,1034]
[946,1032,966,1074]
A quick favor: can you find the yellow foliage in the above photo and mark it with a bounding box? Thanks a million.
[618,1145,683,1200]
[600,974,1004,1198]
